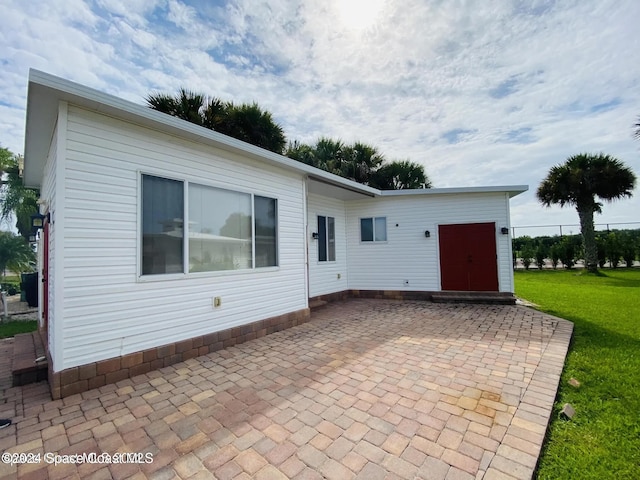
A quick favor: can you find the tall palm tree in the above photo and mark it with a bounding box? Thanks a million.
[537,153,636,273]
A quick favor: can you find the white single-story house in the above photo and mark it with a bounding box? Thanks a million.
[23,70,527,398]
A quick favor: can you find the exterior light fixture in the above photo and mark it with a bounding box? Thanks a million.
[424,230,431,238]
[501,227,509,235]
[30,212,49,231]
[312,232,319,240]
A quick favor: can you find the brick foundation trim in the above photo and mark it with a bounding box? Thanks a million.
[49,307,310,399]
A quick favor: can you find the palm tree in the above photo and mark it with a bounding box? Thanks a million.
[537,153,636,273]
[313,137,345,173]
[0,231,35,282]
[1,148,39,241]
[146,91,286,154]
[217,103,286,154]
[369,160,431,189]
[342,142,384,184]
[635,116,640,140]
[146,89,205,126]
[285,141,317,167]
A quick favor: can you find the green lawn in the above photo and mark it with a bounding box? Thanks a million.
[515,269,640,480]
[0,320,38,339]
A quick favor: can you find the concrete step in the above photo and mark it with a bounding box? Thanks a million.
[12,331,48,386]
[431,292,516,305]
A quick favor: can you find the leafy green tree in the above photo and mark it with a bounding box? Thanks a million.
[146,91,286,154]
[0,231,35,282]
[535,244,548,270]
[595,233,607,268]
[537,153,636,273]
[1,147,39,240]
[604,232,623,268]
[512,236,532,254]
[369,160,431,190]
[618,231,637,267]
[558,237,576,269]
[521,243,535,270]
[549,243,561,269]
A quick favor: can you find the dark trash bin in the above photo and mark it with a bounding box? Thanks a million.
[21,272,38,308]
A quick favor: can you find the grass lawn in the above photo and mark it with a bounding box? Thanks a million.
[0,320,38,339]
[515,268,640,480]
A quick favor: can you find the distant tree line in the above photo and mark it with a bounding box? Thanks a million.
[513,229,640,270]
[146,89,430,190]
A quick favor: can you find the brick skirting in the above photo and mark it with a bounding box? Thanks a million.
[49,307,310,399]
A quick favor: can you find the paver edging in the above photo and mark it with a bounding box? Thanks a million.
[483,309,574,480]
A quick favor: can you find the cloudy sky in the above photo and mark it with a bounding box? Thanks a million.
[1,0,639,237]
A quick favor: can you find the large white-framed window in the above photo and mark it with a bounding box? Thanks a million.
[317,215,335,262]
[140,173,278,276]
[360,217,387,242]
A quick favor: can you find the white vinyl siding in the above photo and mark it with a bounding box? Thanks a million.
[60,106,306,370]
[346,193,513,293]
[307,193,347,297]
[40,118,58,367]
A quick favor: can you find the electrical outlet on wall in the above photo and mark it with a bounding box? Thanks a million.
[213,297,222,307]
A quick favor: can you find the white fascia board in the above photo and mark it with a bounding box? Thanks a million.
[378,185,529,198]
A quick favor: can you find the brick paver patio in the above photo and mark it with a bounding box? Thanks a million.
[0,299,572,479]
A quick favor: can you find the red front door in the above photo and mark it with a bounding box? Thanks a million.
[438,222,499,291]
[42,220,49,334]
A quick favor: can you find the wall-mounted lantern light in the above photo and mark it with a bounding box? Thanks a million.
[500,227,509,235]
[312,232,319,240]
[31,212,49,231]
[424,230,431,238]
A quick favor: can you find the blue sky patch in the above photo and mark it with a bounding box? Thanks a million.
[503,127,535,144]
[590,98,622,113]
[442,128,476,144]
[489,78,519,99]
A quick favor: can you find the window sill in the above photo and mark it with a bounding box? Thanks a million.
[138,266,280,282]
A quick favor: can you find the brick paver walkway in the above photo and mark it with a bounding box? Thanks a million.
[0,300,572,480]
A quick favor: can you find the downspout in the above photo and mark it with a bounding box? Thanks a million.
[303,177,309,306]
[504,192,513,293]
